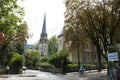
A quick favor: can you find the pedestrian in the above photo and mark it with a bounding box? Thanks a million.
[6,66,9,74]
[79,65,85,75]
[116,64,120,80]
[109,68,113,79]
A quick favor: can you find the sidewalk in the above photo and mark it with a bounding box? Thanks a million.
[85,69,109,80]
[57,69,109,80]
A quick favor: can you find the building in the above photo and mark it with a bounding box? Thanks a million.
[39,14,49,56]
[57,28,105,65]
[58,28,66,51]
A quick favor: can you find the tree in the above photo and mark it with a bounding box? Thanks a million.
[9,52,23,74]
[25,49,40,69]
[64,0,90,69]
[49,50,69,72]
[48,35,58,55]
[64,0,120,71]
[0,0,30,67]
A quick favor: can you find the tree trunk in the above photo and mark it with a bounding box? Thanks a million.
[97,50,102,71]
[96,45,102,71]
[77,43,80,70]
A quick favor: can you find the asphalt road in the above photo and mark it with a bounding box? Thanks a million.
[0,69,108,80]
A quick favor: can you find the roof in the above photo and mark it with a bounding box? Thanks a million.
[41,13,47,34]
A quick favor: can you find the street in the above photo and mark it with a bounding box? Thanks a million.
[0,69,108,80]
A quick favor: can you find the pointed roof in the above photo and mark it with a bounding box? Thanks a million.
[42,13,46,34]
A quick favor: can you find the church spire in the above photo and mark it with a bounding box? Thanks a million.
[41,13,47,35]
[39,12,48,56]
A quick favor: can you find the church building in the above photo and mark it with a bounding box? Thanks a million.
[39,14,49,56]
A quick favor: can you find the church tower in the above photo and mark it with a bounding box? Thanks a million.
[39,13,48,56]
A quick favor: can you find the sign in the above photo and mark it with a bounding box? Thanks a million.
[108,52,119,61]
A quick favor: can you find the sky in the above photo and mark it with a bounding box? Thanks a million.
[19,0,66,44]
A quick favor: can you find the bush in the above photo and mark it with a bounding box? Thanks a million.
[25,49,40,70]
[9,52,23,74]
[40,56,50,63]
[49,50,69,72]
[67,63,78,69]
[67,63,78,71]
[49,54,62,68]
[40,62,53,69]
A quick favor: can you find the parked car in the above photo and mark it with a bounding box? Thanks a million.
[22,66,27,70]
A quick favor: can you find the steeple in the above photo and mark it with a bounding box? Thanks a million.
[39,13,48,56]
[41,13,47,36]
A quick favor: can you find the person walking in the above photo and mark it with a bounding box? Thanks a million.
[116,64,120,80]
[79,65,86,75]
[6,66,9,74]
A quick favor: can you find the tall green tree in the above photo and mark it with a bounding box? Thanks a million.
[48,35,58,55]
[64,0,120,71]
[0,0,30,67]
[64,0,90,69]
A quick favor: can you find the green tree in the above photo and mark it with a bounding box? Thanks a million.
[64,0,120,71]
[49,50,69,72]
[64,0,91,69]
[25,49,40,69]
[9,52,23,74]
[48,35,58,55]
[0,0,30,67]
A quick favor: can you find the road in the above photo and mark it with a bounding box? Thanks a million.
[0,69,108,80]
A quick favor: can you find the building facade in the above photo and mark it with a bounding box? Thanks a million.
[58,28,105,65]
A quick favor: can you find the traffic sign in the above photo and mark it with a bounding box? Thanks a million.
[108,52,119,61]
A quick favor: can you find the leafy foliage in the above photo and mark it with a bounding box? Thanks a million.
[40,62,53,69]
[9,52,23,74]
[48,35,58,55]
[64,0,120,71]
[25,49,40,69]
[0,0,30,68]
[40,56,50,63]
[49,50,69,71]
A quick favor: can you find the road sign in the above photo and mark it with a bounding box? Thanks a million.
[108,52,119,61]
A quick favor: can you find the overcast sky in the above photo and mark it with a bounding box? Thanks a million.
[20,0,66,44]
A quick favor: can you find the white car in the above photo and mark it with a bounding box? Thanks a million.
[22,66,27,70]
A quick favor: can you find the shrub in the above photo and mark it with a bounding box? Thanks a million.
[9,52,23,74]
[67,63,78,69]
[25,49,40,69]
[49,50,69,72]
[40,62,53,69]
[49,54,62,68]
[40,56,50,63]
[67,63,78,71]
